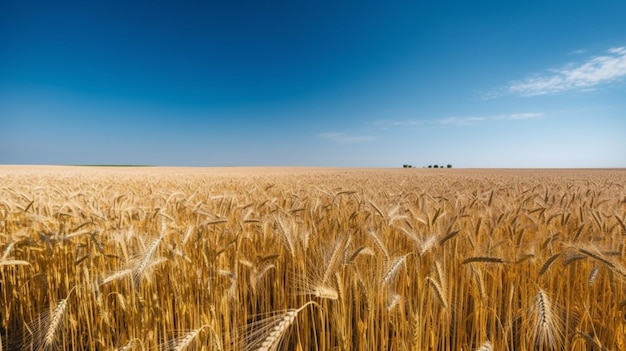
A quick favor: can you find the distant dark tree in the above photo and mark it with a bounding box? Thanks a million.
[434,165,439,168]
[428,165,432,168]
[447,164,452,168]
[403,164,413,168]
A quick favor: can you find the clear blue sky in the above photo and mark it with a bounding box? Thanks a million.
[1,1,625,167]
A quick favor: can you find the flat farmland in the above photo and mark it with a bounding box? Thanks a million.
[1,166,625,350]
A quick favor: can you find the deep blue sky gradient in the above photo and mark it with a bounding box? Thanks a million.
[1,1,625,167]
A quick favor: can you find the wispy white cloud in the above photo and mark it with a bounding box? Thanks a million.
[568,49,586,55]
[506,46,626,96]
[378,112,544,127]
[390,120,426,126]
[494,112,544,120]
[439,116,486,125]
[318,132,375,143]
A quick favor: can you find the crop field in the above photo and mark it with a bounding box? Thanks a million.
[1,166,625,350]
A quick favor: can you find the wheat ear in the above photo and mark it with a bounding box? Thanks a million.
[99,268,133,287]
[116,338,143,351]
[321,236,345,285]
[345,246,374,264]
[161,325,216,351]
[1,242,16,260]
[387,293,402,311]
[539,253,561,275]
[33,287,76,351]
[134,236,163,276]
[42,298,68,349]
[573,331,607,351]
[462,256,506,264]
[425,277,448,310]
[588,265,600,286]
[310,285,339,300]
[381,254,407,286]
[419,234,437,256]
[532,289,562,349]
[475,340,492,351]
[244,301,318,351]
[132,236,163,287]
[367,230,389,260]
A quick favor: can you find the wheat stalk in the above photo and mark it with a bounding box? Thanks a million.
[0,259,30,266]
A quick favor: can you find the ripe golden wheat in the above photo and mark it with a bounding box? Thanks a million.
[0,166,625,350]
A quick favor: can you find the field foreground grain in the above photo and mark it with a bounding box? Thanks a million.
[1,166,625,350]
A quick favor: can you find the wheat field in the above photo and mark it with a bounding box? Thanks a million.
[1,166,625,350]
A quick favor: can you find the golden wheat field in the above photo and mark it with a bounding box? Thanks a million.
[1,166,625,351]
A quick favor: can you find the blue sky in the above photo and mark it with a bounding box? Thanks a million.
[1,1,625,167]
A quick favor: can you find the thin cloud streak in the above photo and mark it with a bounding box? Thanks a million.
[568,49,586,55]
[507,47,626,96]
[391,120,426,126]
[318,132,376,144]
[378,112,544,127]
[495,112,544,120]
[440,116,486,125]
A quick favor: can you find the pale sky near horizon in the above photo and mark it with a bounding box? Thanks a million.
[1,1,625,168]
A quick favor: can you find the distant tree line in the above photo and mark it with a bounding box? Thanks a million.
[403,164,452,168]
